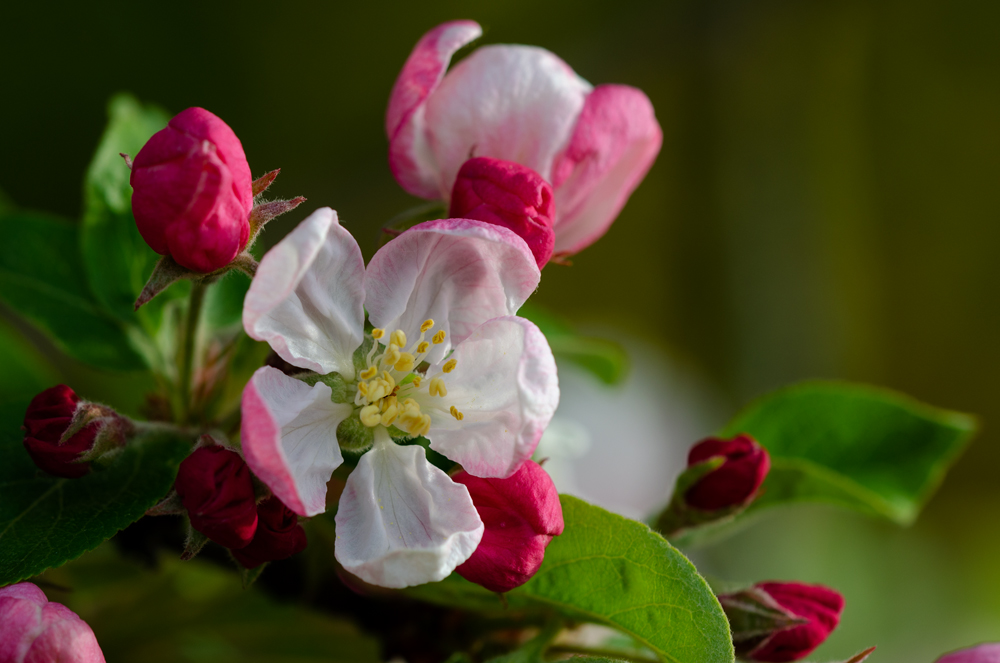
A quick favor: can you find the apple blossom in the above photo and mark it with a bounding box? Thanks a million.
[231,496,308,569]
[174,445,259,549]
[386,20,662,257]
[22,385,98,479]
[685,434,771,511]
[240,207,559,587]
[0,583,105,663]
[937,644,1000,663]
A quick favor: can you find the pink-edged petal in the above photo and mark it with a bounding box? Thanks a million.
[387,20,483,199]
[334,429,484,588]
[243,207,366,378]
[241,367,350,517]
[420,45,592,199]
[365,219,539,364]
[425,316,559,478]
[549,84,663,254]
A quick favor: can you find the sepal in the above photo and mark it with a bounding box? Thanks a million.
[146,489,186,516]
[252,168,281,197]
[654,457,735,538]
[180,520,210,561]
[717,586,807,647]
[248,196,307,240]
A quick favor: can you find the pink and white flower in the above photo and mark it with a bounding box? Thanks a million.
[386,20,663,257]
[240,207,559,588]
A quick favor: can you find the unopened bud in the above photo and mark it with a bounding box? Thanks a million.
[450,157,556,269]
[22,385,105,478]
[0,582,106,662]
[452,461,564,593]
[719,581,844,662]
[937,644,1000,663]
[231,496,307,569]
[684,434,770,511]
[175,444,258,549]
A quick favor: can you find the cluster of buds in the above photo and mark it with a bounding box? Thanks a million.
[0,583,105,662]
[152,438,306,569]
[22,385,133,478]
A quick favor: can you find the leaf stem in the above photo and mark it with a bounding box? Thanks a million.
[545,644,659,663]
[177,280,207,425]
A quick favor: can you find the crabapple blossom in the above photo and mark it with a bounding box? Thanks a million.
[240,207,558,587]
[174,445,258,549]
[937,644,1000,663]
[0,583,105,663]
[685,434,770,511]
[22,385,98,479]
[386,20,662,256]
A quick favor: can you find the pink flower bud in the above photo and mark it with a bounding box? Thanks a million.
[937,644,1000,663]
[452,461,564,593]
[175,445,258,549]
[0,583,105,663]
[727,582,844,662]
[230,496,307,569]
[449,157,556,268]
[130,107,253,272]
[684,434,770,511]
[22,385,98,479]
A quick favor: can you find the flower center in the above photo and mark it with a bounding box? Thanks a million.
[352,319,463,437]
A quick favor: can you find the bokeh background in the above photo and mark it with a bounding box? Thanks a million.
[3,1,999,660]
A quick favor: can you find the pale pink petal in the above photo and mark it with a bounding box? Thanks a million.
[243,207,366,378]
[419,45,592,199]
[241,367,350,517]
[549,84,663,254]
[365,219,539,364]
[387,20,484,199]
[423,316,559,478]
[334,429,483,588]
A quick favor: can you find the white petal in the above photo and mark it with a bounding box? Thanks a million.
[365,219,539,364]
[243,207,366,379]
[334,429,484,588]
[423,45,592,198]
[425,316,559,478]
[241,366,350,516]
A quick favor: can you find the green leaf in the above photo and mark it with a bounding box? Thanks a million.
[0,210,148,370]
[0,401,192,584]
[45,549,382,663]
[407,496,734,663]
[80,94,178,332]
[518,303,628,385]
[720,381,975,526]
[0,318,59,403]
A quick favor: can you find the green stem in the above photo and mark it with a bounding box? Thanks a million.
[177,280,207,425]
[545,644,659,663]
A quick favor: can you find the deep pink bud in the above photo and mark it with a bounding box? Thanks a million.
[449,157,556,269]
[230,496,307,569]
[742,582,844,662]
[452,461,564,593]
[130,107,253,272]
[22,385,97,478]
[684,434,770,511]
[175,445,258,549]
[937,644,1000,663]
[0,583,105,663]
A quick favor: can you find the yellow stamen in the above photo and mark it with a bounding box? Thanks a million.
[442,359,457,374]
[357,381,369,397]
[429,377,447,398]
[412,376,422,388]
[433,330,446,345]
[371,328,385,340]
[450,405,465,421]
[380,403,399,426]
[420,319,435,333]
[382,371,396,391]
[383,343,401,367]
[416,341,430,354]
[390,330,407,348]
[360,366,378,380]
[360,404,381,427]
[394,352,416,373]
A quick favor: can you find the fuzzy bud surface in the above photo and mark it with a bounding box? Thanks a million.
[175,445,258,549]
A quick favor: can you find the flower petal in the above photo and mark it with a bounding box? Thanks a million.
[425,316,559,478]
[334,429,483,588]
[241,367,349,517]
[387,20,483,199]
[243,207,366,378]
[420,45,592,199]
[365,219,539,363]
[550,84,663,254]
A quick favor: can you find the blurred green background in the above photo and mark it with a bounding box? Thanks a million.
[3,1,999,660]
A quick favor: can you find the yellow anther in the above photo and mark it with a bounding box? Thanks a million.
[401,398,419,411]
[371,328,385,340]
[417,341,430,354]
[360,366,378,380]
[420,319,435,333]
[390,330,407,348]
[382,371,396,390]
[383,343,401,366]
[359,404,381,427]
[450,405,465,421]
[429,377,448,398]
[380,403,399,426]
[432,330,446,344]
[414,414,432,436]
[412,376,422,388]
[357,381,369,397]
[442,358,458,374]
[394,352,416,373]
[368,378,390,402]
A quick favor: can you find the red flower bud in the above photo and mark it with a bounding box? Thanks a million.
[22,385,98,478]
[175,445,258,549]
[230,496,307,569]
[130,107,253,272]
[685,434,770,511]
[0,582,105,662]
[450,157,556,269]
[452,461,564,593]
[731,582,844,662]
[937,644,1000,663]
